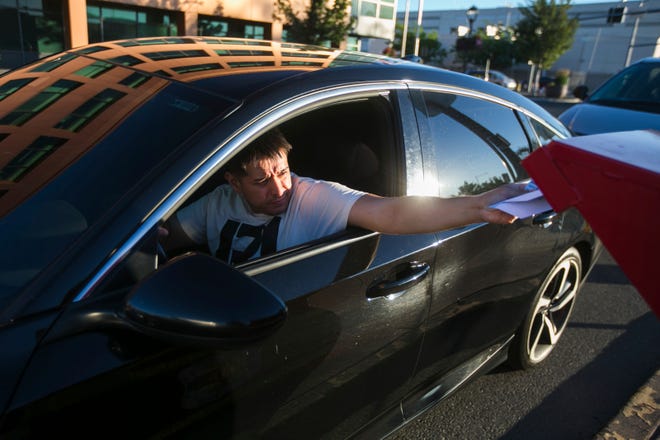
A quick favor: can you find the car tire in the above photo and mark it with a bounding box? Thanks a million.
[508,247,582,370]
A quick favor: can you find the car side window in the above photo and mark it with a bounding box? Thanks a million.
[421,91,530,197]
[281,97,398,198]
[95,95,401,296]
[529,118,562,147]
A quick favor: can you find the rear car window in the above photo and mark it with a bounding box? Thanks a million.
[421,91,530,197]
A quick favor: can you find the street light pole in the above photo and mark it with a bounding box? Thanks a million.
[462,5,478,71]
[625,14,640,67]
[414,0,424,56]
[401,0,411,57]
[625,1,645,67]
[466,5,478,35]
[533,26,543,95]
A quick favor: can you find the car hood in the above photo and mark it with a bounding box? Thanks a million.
[558,102,660,136]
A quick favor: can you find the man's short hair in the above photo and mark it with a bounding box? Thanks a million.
[225,128,293,176]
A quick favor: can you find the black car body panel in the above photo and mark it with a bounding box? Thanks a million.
[0,37,599,438]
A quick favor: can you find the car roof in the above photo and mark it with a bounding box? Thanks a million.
[634,57,660,64]
[467,69,505,74]
[50,37,413,99]
[0,37,550,217]
[23,37,534,102]
[3,35,540,106]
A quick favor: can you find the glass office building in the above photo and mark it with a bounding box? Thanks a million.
[1,0,397,72]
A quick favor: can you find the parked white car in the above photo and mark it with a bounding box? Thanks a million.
[467,69,518,90]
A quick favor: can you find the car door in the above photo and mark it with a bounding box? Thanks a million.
[402,89,566,416]
[1,90,434,439]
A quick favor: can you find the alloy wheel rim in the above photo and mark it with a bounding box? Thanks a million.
[526,256,580,364]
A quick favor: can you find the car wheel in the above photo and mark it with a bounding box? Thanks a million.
[509,247,582,370]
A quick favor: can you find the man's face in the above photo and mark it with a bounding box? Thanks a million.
[225,151,292,216]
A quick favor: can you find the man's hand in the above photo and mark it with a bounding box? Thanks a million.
[480,207,518,225]
[480,182,529,206]
[478,183,529,225]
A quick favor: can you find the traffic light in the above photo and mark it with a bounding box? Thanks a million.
[607,6,626,23]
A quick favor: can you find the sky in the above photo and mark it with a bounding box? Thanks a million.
[397,0,612,12]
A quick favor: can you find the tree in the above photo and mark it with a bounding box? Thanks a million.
[393,24,447,65]
[273,0,355,48]
[514,0,578,70]
[456,26,517,71]
[457,175,509,196]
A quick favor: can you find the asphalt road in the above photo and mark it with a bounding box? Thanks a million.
[387,250,660,440]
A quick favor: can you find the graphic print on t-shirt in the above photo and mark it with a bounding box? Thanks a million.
[216,216,280,264]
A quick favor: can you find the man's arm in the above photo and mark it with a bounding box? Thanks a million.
[347,183,526,234]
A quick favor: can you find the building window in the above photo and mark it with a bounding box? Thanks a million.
[86,2,180,43]
[379,4,394,19]
[0,136,68,182]
[355,0,395,21]
[360,1,377,17]
[244,24,265,39]
[55,88,126,132]
[0,79,82,126]
[0,0,65,70]
[198,17,229,37]
[29,53,77,72]
[119,72,150,88]
[0,78,36,102]
[346,36,360,51]
[142,50,209,61]
[74,60,114,78]
[199,15,270,40]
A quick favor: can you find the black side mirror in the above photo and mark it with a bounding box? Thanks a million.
[573,85,589,100]
[122,253,287,346]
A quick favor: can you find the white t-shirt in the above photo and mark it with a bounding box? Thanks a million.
[176,174,365,264]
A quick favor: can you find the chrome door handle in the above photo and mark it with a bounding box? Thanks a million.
[532,209,558,228]
[366,262,430,300]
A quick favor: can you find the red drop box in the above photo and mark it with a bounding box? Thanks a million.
[522,129,660,317]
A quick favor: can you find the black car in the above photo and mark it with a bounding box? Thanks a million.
[559,57,660,135]
[0,37,601,438]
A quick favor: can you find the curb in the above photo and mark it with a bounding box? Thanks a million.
[594,369,660,440]
[525,95,581,104]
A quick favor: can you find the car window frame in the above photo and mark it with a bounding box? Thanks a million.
[407,85,536,196]
[520,113,567,149]
[75,82,412,302]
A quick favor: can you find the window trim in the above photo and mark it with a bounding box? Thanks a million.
[73,81,408,302]
[241,228,380,276]
[408,81,568,141]
[408,84,568,192]
[411,87,536,197]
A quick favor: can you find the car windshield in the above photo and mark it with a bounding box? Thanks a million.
[0,79,232,305]
[588,61,660,114]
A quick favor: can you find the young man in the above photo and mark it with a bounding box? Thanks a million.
[163,129,526,264]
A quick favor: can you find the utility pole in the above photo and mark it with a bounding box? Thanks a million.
[624,1,645,67]
[401,0,411,57]
[625,13,641,66]
[414,0,424,56]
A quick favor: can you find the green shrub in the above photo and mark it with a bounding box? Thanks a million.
[554,69,570,86]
